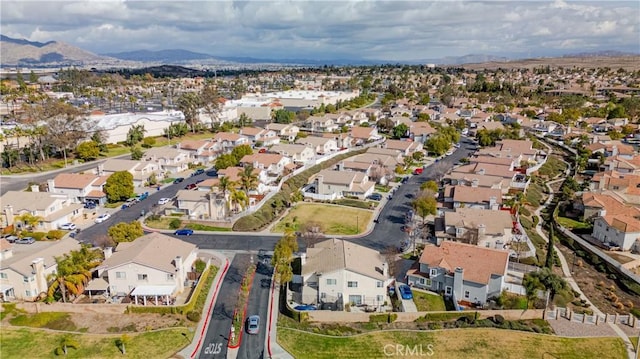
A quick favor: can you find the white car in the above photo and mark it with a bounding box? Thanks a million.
[59,223,77,231]
[158,198,171,205]
[94,213,111,223]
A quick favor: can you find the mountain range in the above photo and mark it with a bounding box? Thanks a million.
[1,34,638,68]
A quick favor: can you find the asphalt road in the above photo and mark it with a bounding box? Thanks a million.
[236,259,273,359]
[198,254,252,359]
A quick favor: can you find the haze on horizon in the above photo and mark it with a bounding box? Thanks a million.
[1,0,639,62]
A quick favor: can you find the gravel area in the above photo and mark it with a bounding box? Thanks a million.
[547,318,619,337]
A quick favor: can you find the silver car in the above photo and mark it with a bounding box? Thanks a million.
[246,315,260,335]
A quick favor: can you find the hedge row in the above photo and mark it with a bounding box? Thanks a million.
[369,313,398,323]
[20,231,66,241]
[233,148,367,231]
[126,265,217,315]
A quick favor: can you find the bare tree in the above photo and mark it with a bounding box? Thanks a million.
[200,81,222,130]
[429,161,450,182]
[300,221,325,248]
[42,100,92,167]
[94,234,115,249]
[382,245,400,279]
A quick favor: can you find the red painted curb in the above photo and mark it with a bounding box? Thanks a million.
[228,265,257,349]
[190,258,230,358]
[266,276,276,357]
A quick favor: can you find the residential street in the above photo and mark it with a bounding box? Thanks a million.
[236,259,273,359]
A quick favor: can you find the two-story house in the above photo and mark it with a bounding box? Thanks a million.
[350,126,380,144]
[300,238,392,310]
[1,190,84,231]
[406,241,509,306]
[592,215,640,251]
[177,139,223,164]
[295,136,338,155]
[0,237,81,301]
[269,144,315,164]
[322,133,354,149]
[213,132,250,152]
[98,232,198,304]
[239,153,291,182]
[239,126,280,146]
[307,169,375,200]
[175,189,228,220]
[435,207,513,249]
[383,139,423,157]
[143,147,192,174]
[48,173,109,205]
[305,116,339,133]
[265,123,300,142]
[442,186,502,210]
[98,159,159,188]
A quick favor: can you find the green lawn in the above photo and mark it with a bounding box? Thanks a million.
[277,327,626,359]
[0,327,190,359]
[412,291,446,311]
[556,216,592,230]
[185,223,232,232]
[271,203,373,235]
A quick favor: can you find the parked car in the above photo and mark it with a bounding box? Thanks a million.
[399,285,413,300]
[258,148,267,153]
[2,235,18,243]
[368,193,383,201]
[185,183,197,190]
[401,177,409,184]
[195,179,205,184]
[157,198,171,205]
[173,177,185,184]
[413,168,423,175]
[174,229,194,236]
[15,237,35,244]
[137,192,149,201]
[84,201,97,209]
[294,305,317,311]
[194,168,205,176]
[59,223,77,231]
[246,315,260,334]
[94,213,111,223]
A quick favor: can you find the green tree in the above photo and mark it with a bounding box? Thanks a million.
[177,92,203,133]
[216,176,234,212]
[271,229,299,284]
[16,212,44,232]
[169,218,182,229]
[425,135,450,156]
[104,171,134,203]
[545,224,555,269]
[130,146,144,160]
[47,246,101,303]
[238,113,253,127]
[420,180,439,192]
[376,118,394,133]
[231,144,253,162]
[523,272,544,308]
[215,153,237,170]
[107,221,144,243]
[239,164,259,196]
[115,334,130,355]
[29,70,38,83]
[392,123,409,139]
[141,137,156,148]
[272,109,295,124]
[75,141,100,161]
[125,125,146,147]
[91,130,108,153]
[412,195,437,225]
[55,335,79,356]
[147,172,158,186]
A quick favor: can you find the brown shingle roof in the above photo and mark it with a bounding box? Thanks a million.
[302,238,387,280]
[53,173,100,189]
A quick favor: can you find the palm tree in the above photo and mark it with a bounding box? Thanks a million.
[216,176,235,214]
[230,188,249,213]
[239,165,259,197]
[16,212,44,233]
[47,246,100,303]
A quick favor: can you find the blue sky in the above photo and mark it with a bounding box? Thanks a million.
[1,1,639,61]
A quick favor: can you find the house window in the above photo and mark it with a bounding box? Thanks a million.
[320,292,326,299]
[485,242,490,248]
[347,281,358,288]
[23,276,29,283]
[464,291,470,299]
[326,279,337,285]
[613,186,620,190]
[445,286,452,295]
[166,274,174,281]
[25,290,31,297]
[376,281,383,288]
[430,268,437,277]
[116,272,126,279]
[0,272,7,279]
[138,274,148,281]
[376,295,384,302]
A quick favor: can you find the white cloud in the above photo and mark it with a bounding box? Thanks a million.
[1,0,638,61]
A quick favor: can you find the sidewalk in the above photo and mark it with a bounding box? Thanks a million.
[176,251,231,359]
[264,279,294,359]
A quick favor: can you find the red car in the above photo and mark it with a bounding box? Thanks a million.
[185,183,197,190]
[413,168,424,175]
[258,148,267,153]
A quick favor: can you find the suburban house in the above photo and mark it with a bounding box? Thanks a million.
[300,238,393,310]
[406,241,509,306]
[0,191,84,231]
[435,207,514,249]
[216,166,269,194]
[590,171,640,205]
[384,139,423,157]
[579,192,640,221]
[0,237,81,301]
[410,122,437,143]
[48,173,109,205]
[239,126,280,146]
[305,115,339,133]
[307,169,375,200]
[97,232,198,304]
[97,159,159,188]
[177,139,222,164]
[269,144,315,164]
[592,214,640,251]
[213,132,250,152]
[603,155,640,175]
[350,126,380,144]
[322,133,354,149]
[295,136,338,155]
[239,153,291,181]
[174,189,228,220]
[442,185,502,210]
[142,147,192,174]
[444,172,511,195]
[366,147,405,162]
[265,123,300,142]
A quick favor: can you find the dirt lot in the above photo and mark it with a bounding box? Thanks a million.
[556,241,640,315]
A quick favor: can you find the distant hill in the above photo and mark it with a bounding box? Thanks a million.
[104,49,216,63]
[0,34,109,66]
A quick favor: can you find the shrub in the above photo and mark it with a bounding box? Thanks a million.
[625,300,634,309]
[186,311,201,322]
[23,232,47,241]
[169,218,182,229]
[614,302,625,310]
[492,314,505,325]
[631,308,640,319]
[46,230,65,240]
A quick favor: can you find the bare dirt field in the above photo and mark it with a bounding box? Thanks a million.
[462,56,640,71]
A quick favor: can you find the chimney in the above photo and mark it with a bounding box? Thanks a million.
[300,252,307,266]
[489,196,497,209]
[103,247,113,259]
[30,184,40,192]
[477,224,486,237]
[453,267,464,301]
[97,164,104,176]
[382,262,389,277]
[174,255,183,272]
[47,179,55,193]
[471,179,479,188]
[4,205,14,226]
[31,258,47,294]
[477,168,485,176]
